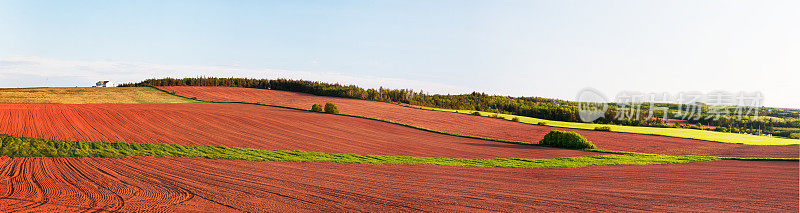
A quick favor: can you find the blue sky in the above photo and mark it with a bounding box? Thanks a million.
[1,0,798,107]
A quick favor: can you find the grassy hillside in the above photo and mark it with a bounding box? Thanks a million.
[0,87,200,104]
[420,107,800,145]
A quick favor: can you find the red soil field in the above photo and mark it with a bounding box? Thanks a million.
[1,156,796,212]
[0,103,591,159]
[159,86,800,158]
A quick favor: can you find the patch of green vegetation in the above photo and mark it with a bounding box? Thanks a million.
[311,104,324,112]
[324,102,339,114]
[419,107,800,145]
[0,134,722,168]
[719,157,800,161]
[540,130,597,149]
[594,126,611,131]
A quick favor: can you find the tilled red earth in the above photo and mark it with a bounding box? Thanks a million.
[159,86,800,158]
[0,156,796,212]
[0,103,591,159]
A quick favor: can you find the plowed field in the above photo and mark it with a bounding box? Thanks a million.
[158,86,799,158]
[1,157,796,212]
[0,103,591,159]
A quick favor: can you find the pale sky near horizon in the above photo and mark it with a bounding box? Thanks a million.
[1,0,798,107]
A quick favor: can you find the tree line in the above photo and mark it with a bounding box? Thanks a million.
[120,77,578,122]
[120,77,799,138]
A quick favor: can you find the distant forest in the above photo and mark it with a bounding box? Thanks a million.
[120,77,799,139]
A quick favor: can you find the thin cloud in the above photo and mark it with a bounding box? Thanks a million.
[0,56,471,94]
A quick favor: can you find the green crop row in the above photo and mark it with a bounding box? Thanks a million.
[1,134,722,168]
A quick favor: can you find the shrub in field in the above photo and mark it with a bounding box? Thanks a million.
[511,117,520,122]
[311,104,323,112]
[490,114,504,119]
[537,122,546,125]
[472,112,481,116]
[539,130,597,149]
[594,126,611,131]
[687,125,702,130]
[324,102,339,114]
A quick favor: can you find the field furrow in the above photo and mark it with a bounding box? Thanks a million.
[0,103,591,159]
[0,157,796,212]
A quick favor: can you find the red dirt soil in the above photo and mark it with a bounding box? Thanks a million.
[0,103,591,159]
[159,86,800,158]
[1,156,796,212]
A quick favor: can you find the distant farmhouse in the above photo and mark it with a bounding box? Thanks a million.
[94,81,110,87]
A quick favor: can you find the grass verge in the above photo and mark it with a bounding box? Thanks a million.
[414,106,800,146]
[0,134,724,168]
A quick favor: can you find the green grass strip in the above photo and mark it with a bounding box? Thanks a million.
[1,134,724,168]
[587,149,799,161]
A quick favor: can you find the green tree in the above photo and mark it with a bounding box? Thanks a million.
[539,130,596,149]
[311,104,323,112]
[324,102,339,114]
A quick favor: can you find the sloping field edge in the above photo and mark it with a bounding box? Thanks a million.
[148,86,798,161]
[409,106,800,146]
[0,134,724,168]
[149,86,539,146]
[154,85,799,145]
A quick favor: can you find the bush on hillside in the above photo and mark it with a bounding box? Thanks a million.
[472,112,481,116]
[687,125,703,130]
[324,102,339,114]
[539,130,597,149]
[594,126,611,131]
[511,117,520,122]
[537,122,546,125]
[311,104,323,112]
